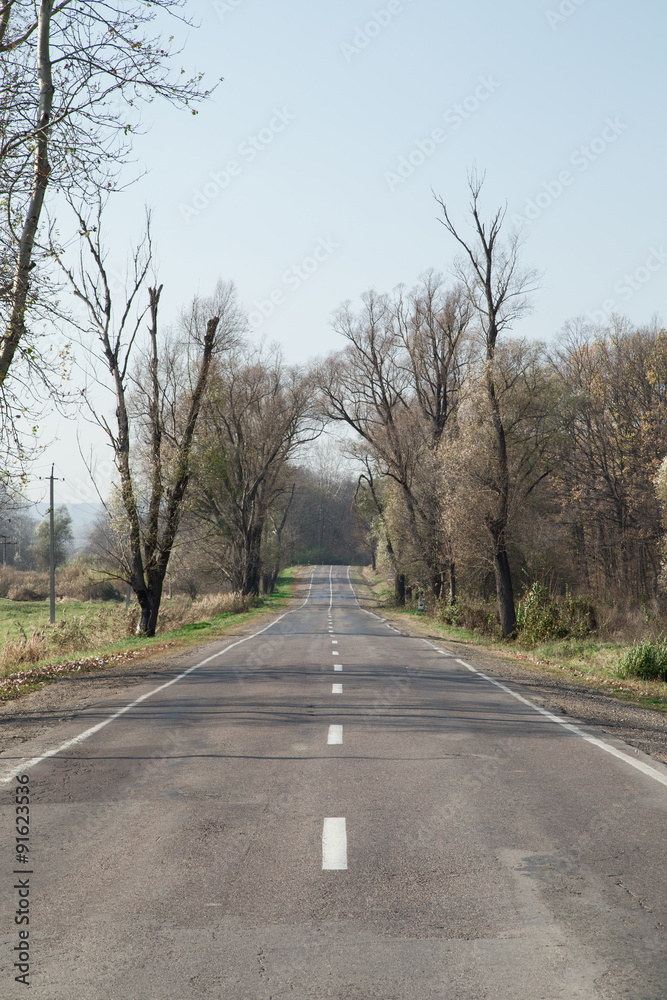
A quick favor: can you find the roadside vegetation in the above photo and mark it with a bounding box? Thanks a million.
[0,569,296,702]
[359,567,667,714]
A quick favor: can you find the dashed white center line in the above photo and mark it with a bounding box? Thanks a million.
[332,683,343,694]
[334,663,343,671]
[328,724,343,744]
[322,818,347,870]
[332,651,339,655]
[331,640,338,644]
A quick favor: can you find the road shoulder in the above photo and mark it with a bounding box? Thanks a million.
[360,599,667,766]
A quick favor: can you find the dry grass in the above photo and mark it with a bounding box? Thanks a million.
[0,590,253,675]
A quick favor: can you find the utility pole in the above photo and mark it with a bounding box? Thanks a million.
[39,465,64,625]
[49,465,56,625]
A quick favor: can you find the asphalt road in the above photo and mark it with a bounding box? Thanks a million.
[1,566,667,999]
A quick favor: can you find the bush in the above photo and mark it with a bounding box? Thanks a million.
[0,568,49,600]
[619,636,667,682]
[56,563,123,601]
[437,599,500,636]
[516,582,597,644]
[8,585,49,602]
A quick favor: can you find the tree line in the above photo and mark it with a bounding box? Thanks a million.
[321,181,667,635]
[1,6,664,639]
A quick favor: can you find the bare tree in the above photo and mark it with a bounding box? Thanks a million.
[435,172,540,635]
[0,1,215,447]
[318,273,471,600]
[191,348,321,596]
[58,202,241,634]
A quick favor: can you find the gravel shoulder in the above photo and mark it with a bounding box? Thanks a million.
[362,601,667,766]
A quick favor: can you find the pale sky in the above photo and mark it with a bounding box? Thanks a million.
[28,0,667,507]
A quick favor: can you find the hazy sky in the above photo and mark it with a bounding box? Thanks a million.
[30,0,667,507]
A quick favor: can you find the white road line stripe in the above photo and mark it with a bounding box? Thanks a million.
[451,657,667,789]
[332,684,343,694]
[0,567,322,784]
[331,640,338,644]
[332,651,339,655]
[328,724,343,744]
[322,817,347,870]
[344,566,667,791]
[334,663,343,672]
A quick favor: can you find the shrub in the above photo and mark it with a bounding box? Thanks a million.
[8,585,49,602]
[619,636,667,682]
[56,563,123,601]
[0,568,49,600]
[437,599,500,636]
[516,583,597,644]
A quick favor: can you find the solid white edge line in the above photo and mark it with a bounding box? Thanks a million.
[345,567,667,791]
[327,724,343,744]
[322,817,347,870]
[0,566,320,784]
[446,656,667,789]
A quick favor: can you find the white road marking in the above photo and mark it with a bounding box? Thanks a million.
[453,657,667,789]
[332,651,339,655]
[328,724,343,744]
[322,817,347,870]
[344,567,667,791]
[332,684,343,694]
[334,663,343,672]
[332,640,338,644]
[0,567,323,784]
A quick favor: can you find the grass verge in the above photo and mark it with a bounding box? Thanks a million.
[0,570,296,704]
[356,567,667,714]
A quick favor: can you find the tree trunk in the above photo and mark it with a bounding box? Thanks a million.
[449,561,456,605]
[493,546,516,637]
[0,0,54,387]
[241,525,263,596]
[394,572,406,606]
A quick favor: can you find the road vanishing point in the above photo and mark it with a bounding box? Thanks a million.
[2,566,666,999]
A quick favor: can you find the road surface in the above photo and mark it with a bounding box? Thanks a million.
[1,566,666,999]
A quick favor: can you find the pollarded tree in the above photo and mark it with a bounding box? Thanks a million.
[435,172,540,635]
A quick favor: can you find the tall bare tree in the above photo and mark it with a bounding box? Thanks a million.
[435,173,539,635]
[58,202,241,634]
[0,1,214,450]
